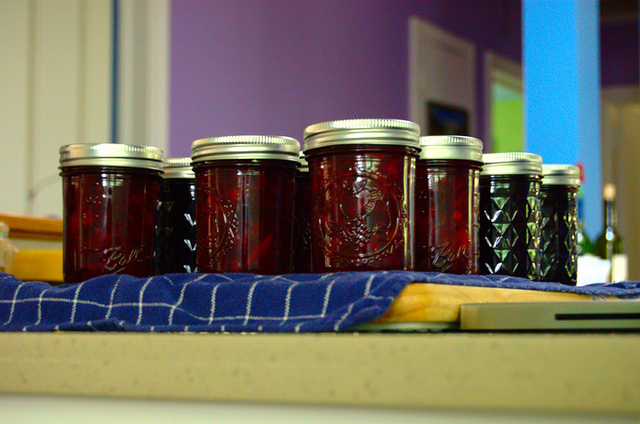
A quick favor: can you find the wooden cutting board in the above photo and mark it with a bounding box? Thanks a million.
[375,283,617,324]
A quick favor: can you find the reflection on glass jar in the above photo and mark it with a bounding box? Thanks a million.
[191,136,300,274]
[59,144,163,284]
[303,119,420,272]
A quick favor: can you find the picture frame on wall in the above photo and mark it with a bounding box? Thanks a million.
[426,101,470,136]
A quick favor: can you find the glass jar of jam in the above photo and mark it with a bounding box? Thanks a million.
[303,119,420,272]
[479,152,542,280]
[191,135,300,274]
[292,153,313,273]
[156,157,197,274]
[539,164,580,285]
[59,143,163,284]
[415,136,483,274]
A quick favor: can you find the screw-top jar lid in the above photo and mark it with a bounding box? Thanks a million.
[298,152,309,173]
[163,157,195,179]
[541,164,581,186]
[303,119,420,152]
[418,135,483,162]
[481,152,543,176]
[191,135,301,163]
[59,143,164,171]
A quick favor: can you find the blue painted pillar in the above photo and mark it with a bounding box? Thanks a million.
[522,0,602,238]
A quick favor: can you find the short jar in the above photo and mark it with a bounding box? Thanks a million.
[191,135,300,274]
[292,153,313,273]
[156,157,196,274]
[479,152,543,280]
[539,164,580,285]
[415,136,483,274]
[303,119,420,272]
[59,143,163,284]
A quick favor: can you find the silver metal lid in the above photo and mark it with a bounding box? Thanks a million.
[481,152,543,176]
[298,152,309,173]
[163,157,195,179]
[541,164,581,186]
[191,135,301,163]
[59,143,164,171]
[303,119,420,151]
[418,135,483,162]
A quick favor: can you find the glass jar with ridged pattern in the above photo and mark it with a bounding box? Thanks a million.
[479,152,542,280]
[539,164,580,285]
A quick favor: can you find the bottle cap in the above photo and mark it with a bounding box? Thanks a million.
[59,143,164,171]
[303,119,420,152]
[418,135,483,163]
[191,135,301,164]
[541,164,581,186]
[481,152,542,176]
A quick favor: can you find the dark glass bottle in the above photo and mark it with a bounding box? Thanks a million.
[539,165,580,285]
[303,119,420,272]
[191,135,300,275]
[594,183,627,282]
[59,143,163,284]
[479,153,542,280]
[415,136,483,274]
[156,158,196,274]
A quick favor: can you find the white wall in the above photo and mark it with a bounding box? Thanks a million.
[0,0,112,217]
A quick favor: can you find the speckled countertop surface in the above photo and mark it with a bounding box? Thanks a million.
[1,332,639,415]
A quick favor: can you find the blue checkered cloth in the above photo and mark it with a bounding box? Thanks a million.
[1,271,639,332]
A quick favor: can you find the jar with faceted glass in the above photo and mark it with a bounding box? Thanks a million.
[415,136,483,274]
[539,164,580,285]
[479,153,542,280]
[303,119,420,272]
[292,153,313,273]
[59,143,163,284]
[156,157,196,274]
[191,136,300,274]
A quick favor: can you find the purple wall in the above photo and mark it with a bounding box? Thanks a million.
[601,21,639,87]
[169,1,637,157]
[169,0,521,156]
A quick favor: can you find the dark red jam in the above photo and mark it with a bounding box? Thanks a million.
[156,160,196,274]
[479,174,541,280]
[292,160,312,273]
[61,166,161,284]
[415,160,481,274]
[539,165,580,285]
[305,144,418,272]
[193,157,298,274]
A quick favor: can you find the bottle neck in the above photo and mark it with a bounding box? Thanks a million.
[603,199,617,229]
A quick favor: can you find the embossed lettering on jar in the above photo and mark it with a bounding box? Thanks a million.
[59,143,163,284]
[191,136,300,274]
[415,136,483,274]
[303,119,420,272]
[479,153,542,280]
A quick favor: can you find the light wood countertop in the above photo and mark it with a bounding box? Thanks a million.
[1,331,639,416]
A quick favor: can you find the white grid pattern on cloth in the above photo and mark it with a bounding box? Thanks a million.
[0,272,397,331]
[4,270,638,332]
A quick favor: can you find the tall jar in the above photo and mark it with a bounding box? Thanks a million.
[292,153,313,273]
[191,136,300,274]
[415,136,483,274]
[479,152,542,280]
[59,143,163,284]
[539,164,580,285]
[303,119,420,272]
[156,157,196,274]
